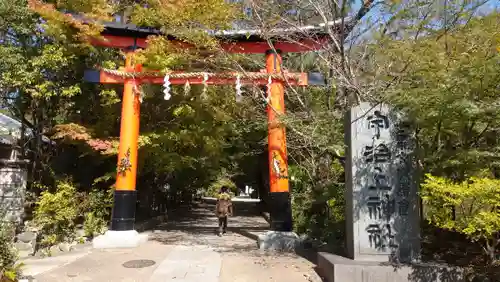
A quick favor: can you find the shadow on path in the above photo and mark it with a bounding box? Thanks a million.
[150,201,325,281]
[149,202,272,255]
[32,202,325,282]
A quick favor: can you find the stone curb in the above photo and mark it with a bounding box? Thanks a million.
[257,213,326,253]
[20,246,93,281]
[261,212,271,224]
[16,214,167,260]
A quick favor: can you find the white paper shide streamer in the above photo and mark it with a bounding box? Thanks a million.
[133,84,144,103]
[163,73,171,100]
[201,72,209,100]
[265,75,272,103]
[184,81,191,96]
[235,74,243,102]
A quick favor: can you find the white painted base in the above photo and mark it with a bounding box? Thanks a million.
[257,231,300,252]
[92,230,148,249]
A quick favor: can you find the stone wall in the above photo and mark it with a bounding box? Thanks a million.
[0,164,27,224]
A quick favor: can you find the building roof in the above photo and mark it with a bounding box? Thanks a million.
[85,16,349,43]
[0,113,51,145]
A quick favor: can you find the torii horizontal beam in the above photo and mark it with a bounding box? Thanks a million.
[83,69,326,86]
[90,35,329,54]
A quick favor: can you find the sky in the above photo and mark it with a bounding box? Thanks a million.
[348,0,499,42]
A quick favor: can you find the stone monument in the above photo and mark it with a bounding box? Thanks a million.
[344,102,420,263]
[317,103,465,282]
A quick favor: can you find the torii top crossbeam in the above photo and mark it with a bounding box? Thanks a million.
[84,18,338,85]
[91,18,346,53]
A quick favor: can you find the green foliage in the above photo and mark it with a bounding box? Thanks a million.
[206,175,237,198]
[82,188,113,238]
[421,174,500,261]
[33,180,113,246]
[33,181,80,247]
[0,223,22,280]
[1,0,265,224]
[365,12,500,268]
[83,212,107,238]
[374,13,500,180]
[289,162,345,246]
[217,192,232,201]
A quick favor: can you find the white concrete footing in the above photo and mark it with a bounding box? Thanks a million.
[92,230,148,249]
[257,231,300,252]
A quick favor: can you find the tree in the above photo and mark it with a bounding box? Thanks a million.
[421,174,500,262]
[241,0,500,258]
[374,12,500,180]
[372,12,499,271]
[0,0,262,251]
[22,0,265,215]
[0,0,120,188]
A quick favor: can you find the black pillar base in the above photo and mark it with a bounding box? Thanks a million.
[268,192,293,232]
[110,190,137,231]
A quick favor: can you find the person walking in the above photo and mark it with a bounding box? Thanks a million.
[215,186,233,236]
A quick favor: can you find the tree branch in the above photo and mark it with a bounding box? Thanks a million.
[344,0,376,39]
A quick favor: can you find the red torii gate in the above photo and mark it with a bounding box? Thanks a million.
[86,21,335,248]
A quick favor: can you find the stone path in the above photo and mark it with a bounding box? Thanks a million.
[148,245,220,282]
[29,203,322,282]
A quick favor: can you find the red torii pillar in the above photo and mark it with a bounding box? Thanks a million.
[265,50,292,232]
[93,46,149,248]
[111,49,141,232]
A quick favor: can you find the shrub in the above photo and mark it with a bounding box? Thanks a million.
[82,188,113,238]
[421,174,500,262]
[33,180,80,248]
[0,223,22,281]
[83,212,108,238]
[289,163,345,246]
[206,177,237,198]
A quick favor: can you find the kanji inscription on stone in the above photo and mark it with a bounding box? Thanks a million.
[345,102,421,263]
[367,110,389,139]
[363,144,391,163]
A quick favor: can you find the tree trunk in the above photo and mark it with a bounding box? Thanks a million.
[485,238,497,263]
